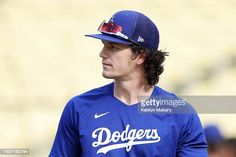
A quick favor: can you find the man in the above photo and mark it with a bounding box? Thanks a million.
[221,138,236,157]
[204,125,224,157]
[49,10,208,157]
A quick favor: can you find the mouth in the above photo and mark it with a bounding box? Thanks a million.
[102,61,112,67]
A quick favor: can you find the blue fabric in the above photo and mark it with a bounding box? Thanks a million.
[204,125,223,144]
[49,82,208,157]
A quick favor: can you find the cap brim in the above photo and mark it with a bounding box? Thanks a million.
[85,33,133,45]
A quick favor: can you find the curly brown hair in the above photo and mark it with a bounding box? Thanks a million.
[130,44,169,85]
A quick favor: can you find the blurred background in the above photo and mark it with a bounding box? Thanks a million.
[0,0,236,156]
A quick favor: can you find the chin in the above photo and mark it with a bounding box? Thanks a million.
[102,71,115,79]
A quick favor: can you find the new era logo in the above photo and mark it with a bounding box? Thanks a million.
[138,36,144,42]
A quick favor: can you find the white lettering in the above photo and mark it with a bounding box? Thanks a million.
[92,128,111,147]
[92,124,161,154]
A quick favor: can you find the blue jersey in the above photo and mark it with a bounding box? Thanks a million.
[49,82,208,157]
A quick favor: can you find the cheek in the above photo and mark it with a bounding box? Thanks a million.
[111,50,136,71]
[118,59,137,73]
[127,56,139,67]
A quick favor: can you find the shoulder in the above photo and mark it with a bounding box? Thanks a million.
[65,82,113,111]
[73,82,112,101]
[155,86,197,114]
[155,86,206,145]
[154,85,176,96]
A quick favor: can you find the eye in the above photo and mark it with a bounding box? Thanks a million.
[110,44,119,50]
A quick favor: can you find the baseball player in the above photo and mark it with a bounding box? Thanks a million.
[49,10,208,157]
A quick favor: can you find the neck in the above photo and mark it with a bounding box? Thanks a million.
[113,78,154,106]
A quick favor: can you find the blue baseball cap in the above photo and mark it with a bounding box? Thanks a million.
[85,10,160,50]
[204,125,223,144]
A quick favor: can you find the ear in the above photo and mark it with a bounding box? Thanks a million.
[136,53,146,65]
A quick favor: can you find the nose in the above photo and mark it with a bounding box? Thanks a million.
[99,46,109,59]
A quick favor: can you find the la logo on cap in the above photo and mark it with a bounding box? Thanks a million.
[110,16,114,22]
